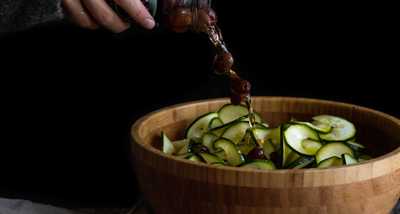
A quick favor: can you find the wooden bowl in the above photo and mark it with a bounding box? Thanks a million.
[130,97,400,214]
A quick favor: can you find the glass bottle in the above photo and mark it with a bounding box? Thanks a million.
[105,0,213,32]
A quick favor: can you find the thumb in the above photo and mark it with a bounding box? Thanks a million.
[115,0,155,29]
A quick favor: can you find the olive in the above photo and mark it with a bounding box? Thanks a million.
[245,147,265,162]
[165,7,192,28]
[194,144,210,154]
[230,92,246,105]
[213,52,234,75]
[229,78,251,95]
[204,13,212,29]
[269,151,281,169]
[162,0,180,9]
[206,6,217,23]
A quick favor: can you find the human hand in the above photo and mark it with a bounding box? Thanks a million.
[61,0,155,33]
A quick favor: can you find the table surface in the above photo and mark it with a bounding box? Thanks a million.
[1,197,398,214]
[72,199,400,214]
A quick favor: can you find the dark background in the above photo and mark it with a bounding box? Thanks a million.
[0,1,398,209]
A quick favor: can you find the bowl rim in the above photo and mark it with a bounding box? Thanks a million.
[131,96,400,175]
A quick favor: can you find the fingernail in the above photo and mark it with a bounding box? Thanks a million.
[143,18,155,29]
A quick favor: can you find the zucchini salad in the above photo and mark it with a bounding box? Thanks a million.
[160,104,372,169]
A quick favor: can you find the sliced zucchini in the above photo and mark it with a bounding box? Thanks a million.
[176,138,195,155]
[209,115,247,137]
[184,154,203,162]
[213,138,244,166]
[270,138,280,152]
[255,126,281,140]
[341,153,359,165]
[237,143,255,155]
[315,142,355,164]
[237,159,276,169]
[176,139,190,155]
[208,117,224,131]
[285,120,333,134]
[209,115,249,137]
[280,128,292,168]
[263,123,270,127]
[170,139,189,154]
[282,121,294,130]
[247,129,260,147]
[284,156,316,169]
[284,151,300,167]
[185,112,218,140]
[211,162,226,166]
[248,128,276,155]
[310,120,333,134]
[161,132,174,155]
[206,117,224,137]
[256,122,269,129]
[218,104,262,124]
[312,115,356,141]
[241,129,252,146]
[284,124,322,156]
[253,126,280,147]
[300,121,332,134]
[220,121,251,145]
[187,139,197,153]
[198,152,228,165]
[302,139,323,153]
[317,156,343,168]
[160,105,369,171]
[176,152,194,159]
[210,124,230,137]
[215,150,227,160]
[241,113,262,123]
[262,138,276,155]
[344,141,366,152]
[201,132,218,153]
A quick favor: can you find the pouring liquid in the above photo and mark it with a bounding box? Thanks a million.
[205,23,256,130]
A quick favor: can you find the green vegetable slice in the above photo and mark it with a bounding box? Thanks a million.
[208,117,224,131]
[185,112,218,140]
[201,132,218,153]
[341,153,359,165]
[161,132,174,155]
[220,121,251,145]
[315,142,355,164]
[213,138,244,166]
[198,152,228,165]
[237,159,276,169]
[317,156,343,168]
[284,124,322,156]
[184,154,203,162]
[312,115,356,141]
[344,141,366,152]
[283,156,315,169]
[218,104,262,124]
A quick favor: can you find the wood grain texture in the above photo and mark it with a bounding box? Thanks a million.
[130,97,400,214]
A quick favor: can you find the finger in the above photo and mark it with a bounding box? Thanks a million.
[62,9,74,22]
[115,0,155,29]
[82,0,130,33]
[61,0,100,30]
